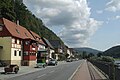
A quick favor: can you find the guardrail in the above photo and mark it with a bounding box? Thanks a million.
[88,60,120,80]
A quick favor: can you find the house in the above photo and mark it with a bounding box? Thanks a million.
[28,30,47,64]
[41,38,54,60]
[0,18,37,66]
[49,40,64,60]
[22,32,38,66]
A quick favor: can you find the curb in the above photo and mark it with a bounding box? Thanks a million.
[88,62,108,80]
[68,60,84,80]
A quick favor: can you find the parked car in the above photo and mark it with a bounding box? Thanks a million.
[4,64,19,74]
[47,59,57,66]
[66,58,72,62]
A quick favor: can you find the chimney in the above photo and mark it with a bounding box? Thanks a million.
[17,20,19,25]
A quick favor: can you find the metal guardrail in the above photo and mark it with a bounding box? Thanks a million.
[88,60,119,80]
[115,68,120,80]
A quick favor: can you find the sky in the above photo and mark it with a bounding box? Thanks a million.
[23,0,120,51]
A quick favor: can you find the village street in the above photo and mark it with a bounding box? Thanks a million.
[0,60,82,80]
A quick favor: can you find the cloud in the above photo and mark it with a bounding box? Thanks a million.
[106,0,120,12]
[24,0,102,47]
[115,15,120,19]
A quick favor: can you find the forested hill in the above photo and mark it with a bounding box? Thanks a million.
[0,0,63,43]
[103,45,120,58]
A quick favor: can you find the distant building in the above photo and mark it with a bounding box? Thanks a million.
[49,40,64,60]
[41,38,54,59]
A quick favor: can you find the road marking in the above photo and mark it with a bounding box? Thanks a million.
[68,60,84,80]
[37,74,46,78]
[49,70,55,73]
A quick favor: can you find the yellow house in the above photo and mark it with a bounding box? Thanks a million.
[0,18,34,66]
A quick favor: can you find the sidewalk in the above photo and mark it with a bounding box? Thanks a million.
[0,61,65,80]
[71,60,107,80]
[0,66,43,80]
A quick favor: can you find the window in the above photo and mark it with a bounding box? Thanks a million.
[14,50,17,56]
[25,41,29,45]
[25,33,28,37]
[19,51,21,56]
[12,38,15,43]
[16,29,20,34]
[19,40,22,44]
[15,39,17,43]
[24,51,28,56]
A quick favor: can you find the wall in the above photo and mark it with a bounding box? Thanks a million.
[49,49,54,58]
[11,38,22,65]
[0,37,11,64]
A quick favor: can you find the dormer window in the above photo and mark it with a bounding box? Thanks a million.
[16,29,20,34]
[25,33,28,37]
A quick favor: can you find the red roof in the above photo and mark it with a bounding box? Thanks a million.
[29,30,46,45]
[1,18,35,40]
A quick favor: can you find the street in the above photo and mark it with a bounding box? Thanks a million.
[7,60,83,80]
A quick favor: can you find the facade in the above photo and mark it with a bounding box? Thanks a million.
[0,18,37,66]
[41,38,54,59]
[28,31,47,64]
[0,18,23,65]
[22,39,38,66]
[49,40,64,60]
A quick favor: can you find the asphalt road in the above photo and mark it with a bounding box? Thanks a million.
[7,60,83,80]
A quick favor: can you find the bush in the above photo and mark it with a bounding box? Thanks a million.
[89,56,114,62]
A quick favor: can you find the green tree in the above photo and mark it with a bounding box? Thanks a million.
[0,0,63,43]
[0,0,16,21]
[97,52,102,57]
[88,53,95,58]
[82,51,87,59]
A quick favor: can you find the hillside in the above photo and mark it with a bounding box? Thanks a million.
[103,45,120,58]
[0,0,63,43]
[73,47,102,54]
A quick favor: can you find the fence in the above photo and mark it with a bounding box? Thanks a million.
[115,67,120,80]
[88,60,120,80]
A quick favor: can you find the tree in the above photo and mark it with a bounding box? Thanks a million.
[97,52,102,57]
[88,53,95,58]
[82,51,87,59]
[0,0,63,44]
[0,0,16,21]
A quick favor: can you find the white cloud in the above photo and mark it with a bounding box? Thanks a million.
[106,0,120,12]
[24,0,102,48]
[115,15,120,19]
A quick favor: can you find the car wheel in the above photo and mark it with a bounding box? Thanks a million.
[15,71,18,74]
[4,72,7,74]
[15,69,18,74]
[43,65,45,68]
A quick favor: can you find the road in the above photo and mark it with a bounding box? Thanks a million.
[7,60,83,80]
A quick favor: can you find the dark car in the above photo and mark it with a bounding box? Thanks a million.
[48,59,57,66]
[4,64,19,74]
[66,58,72,62]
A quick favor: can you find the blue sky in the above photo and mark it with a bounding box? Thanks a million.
[88,0,120,51]
[24,0,120,51]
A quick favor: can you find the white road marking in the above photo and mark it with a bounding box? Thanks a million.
[37,74,46,78]
[49,70,55,73]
